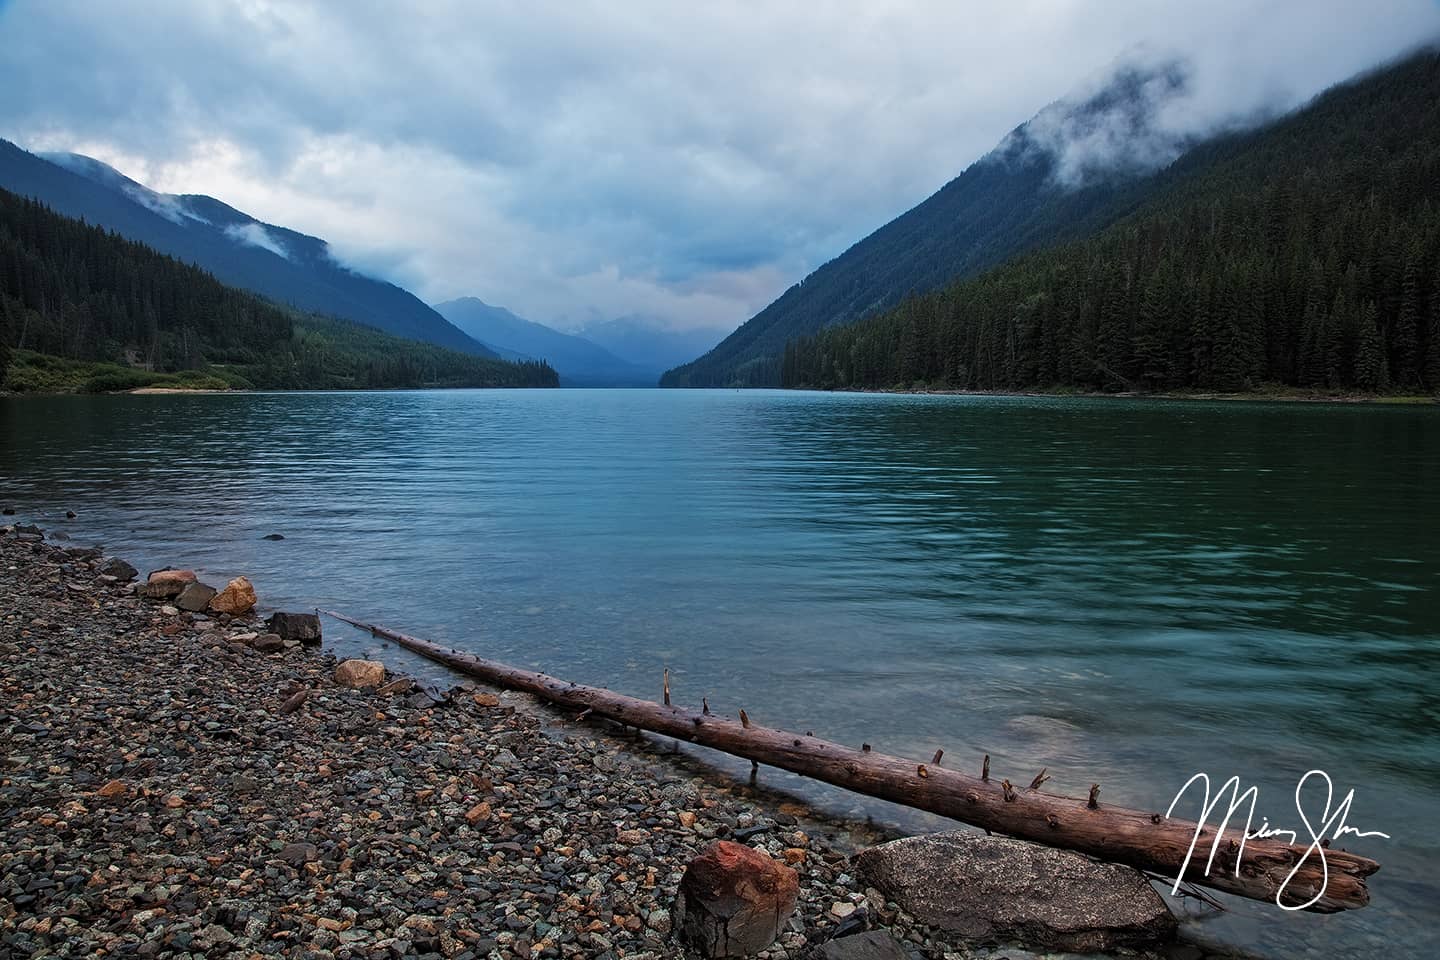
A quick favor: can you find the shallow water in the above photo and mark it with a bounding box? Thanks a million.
[2,389,1437,957]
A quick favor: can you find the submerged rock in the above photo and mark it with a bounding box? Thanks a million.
[675,840,799,957]
[855,832,1177,952]
[209,576,257,616]
[812,930,913,959]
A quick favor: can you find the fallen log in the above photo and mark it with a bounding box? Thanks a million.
[319,609,1379,913]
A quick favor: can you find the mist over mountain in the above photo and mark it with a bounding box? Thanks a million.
[0,140,496,357]
[660,55,1256,388]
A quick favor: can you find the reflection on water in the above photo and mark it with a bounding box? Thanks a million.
[2,389,1437,957]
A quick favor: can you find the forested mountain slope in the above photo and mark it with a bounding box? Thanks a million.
[662,62,1196,387]
[780,50,1440,395]
[0,140,497,358]
[0,188,556,391]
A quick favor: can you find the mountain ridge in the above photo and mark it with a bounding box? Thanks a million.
[778,49,1440,395]
[434,297,661,385]
[0,140,496,357]
[661,58,1227,387]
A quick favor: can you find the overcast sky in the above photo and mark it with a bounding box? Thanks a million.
[1,1,1437,333]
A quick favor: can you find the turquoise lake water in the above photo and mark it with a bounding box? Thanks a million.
[2,389,1437,957]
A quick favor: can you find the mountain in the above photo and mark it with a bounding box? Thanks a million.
[0,186,557,391]
[434,297,655,385]
[779,50,1440,395]
[661,59,1210,387]
[0,140,496,357]
[580,316,726,378]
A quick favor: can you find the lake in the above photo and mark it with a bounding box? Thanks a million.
[2,388,1436,957]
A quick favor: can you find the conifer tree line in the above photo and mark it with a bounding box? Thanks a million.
[781,51,1440,395]
[0,187,557,390]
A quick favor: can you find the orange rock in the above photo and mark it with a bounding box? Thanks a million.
[675,840,799,957]
[334,659,385,688]
[783,848,806,864]
[472,692,500,707]
[678,811,697,828]
[465,802,492,823]
[208,576,257,615]
[96,779,128,798]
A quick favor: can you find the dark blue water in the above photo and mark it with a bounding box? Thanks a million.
[2,389,1437,958]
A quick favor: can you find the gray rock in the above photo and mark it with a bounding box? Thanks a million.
[175,581,218,612]
[250,633,285,653]
[278,842,319,866]
[268,612,322,645]
[811,931,913,959]
[854,832,1176,953]
[100,557,139,581]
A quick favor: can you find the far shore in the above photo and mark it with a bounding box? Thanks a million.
[800,385,1438,405]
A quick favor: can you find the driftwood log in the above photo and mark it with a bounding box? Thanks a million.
[319,610,1379,913]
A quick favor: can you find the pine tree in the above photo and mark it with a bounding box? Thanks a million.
[1354,302,1389,391]
[1393,252,1422,386]
[1133,270,1170,389]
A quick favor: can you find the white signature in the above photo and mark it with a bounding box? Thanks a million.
[1165,769,1390,911]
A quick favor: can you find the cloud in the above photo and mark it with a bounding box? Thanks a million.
[1,1,1437,333]
[223,221,289,259]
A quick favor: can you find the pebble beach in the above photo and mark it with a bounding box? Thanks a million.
[0,522,996,960]
[0,520,1244,960]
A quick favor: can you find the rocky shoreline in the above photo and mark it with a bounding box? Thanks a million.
[1,521,1222,960]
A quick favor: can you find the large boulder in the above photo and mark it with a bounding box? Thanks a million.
[335,659,386,688]
[142,569,196,599]
[175,581,218,612]
[209,576,258,616]
[674,840,799,958]
[267,612,321,645]
[854,833,1176,953]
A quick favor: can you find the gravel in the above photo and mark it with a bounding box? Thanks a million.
[0,523,1236,960]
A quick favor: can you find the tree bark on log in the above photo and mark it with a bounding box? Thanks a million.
[319,609,1379,913]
